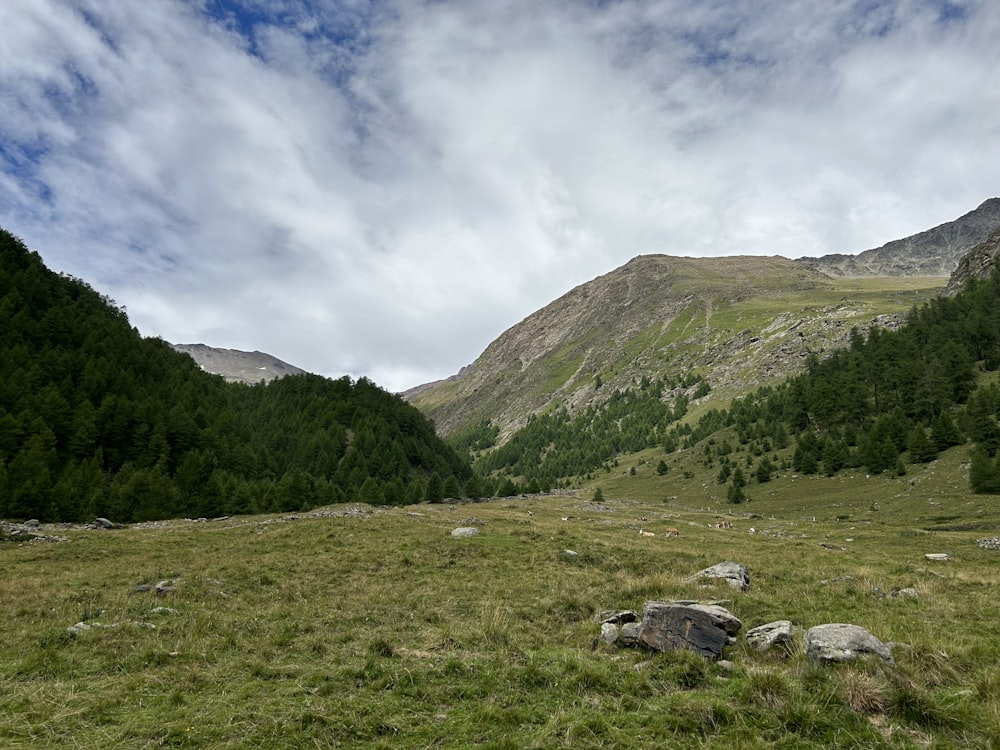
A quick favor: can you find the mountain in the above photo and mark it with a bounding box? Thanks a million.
[945,226,1000,296]
[408,255,943,442]
[171,343,306,384]
[409,200,1000,445]
[796,197,1000,277]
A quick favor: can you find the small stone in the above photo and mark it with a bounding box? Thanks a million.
[888,587,919,599]
[746,620,798,654]
[598,622,619,647]
[597,610,638,625]
[692,561,750,591]
[621,622,642,648]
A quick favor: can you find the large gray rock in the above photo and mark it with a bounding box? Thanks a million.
[804,624,895,666]
[746,620,798,654]
[637,601,742,659]
[693,561,750,591]
[450,527,480,538]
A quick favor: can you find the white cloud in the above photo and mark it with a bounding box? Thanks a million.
[1,0,998,392]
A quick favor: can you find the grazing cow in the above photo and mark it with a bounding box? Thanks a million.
[664,527,679,537]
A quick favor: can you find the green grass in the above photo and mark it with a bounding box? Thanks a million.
[3,447,1000,749]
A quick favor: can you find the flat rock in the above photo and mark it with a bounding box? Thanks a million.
[450,527,480,538]
[804,623,895,666]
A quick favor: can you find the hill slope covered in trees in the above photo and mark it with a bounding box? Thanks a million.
[471,260,1000,497]
[0,230,470,522]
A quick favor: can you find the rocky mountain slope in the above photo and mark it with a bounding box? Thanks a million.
[171,343,306,384]
[408,256,943,441]
[409,200,1000,443]
[796,197,1000,277]
[945,226,1000,296]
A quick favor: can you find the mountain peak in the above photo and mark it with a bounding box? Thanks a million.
[171,343,306,384]
[797,197,1000,277]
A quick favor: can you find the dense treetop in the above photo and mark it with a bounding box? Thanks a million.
[0,229,470,522]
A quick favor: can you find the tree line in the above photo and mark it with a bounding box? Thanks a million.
[0,229,471,522]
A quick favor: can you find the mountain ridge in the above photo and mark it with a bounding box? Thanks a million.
[408,199,1000,442]
[170,343,307,384]
[796,197,1000,277]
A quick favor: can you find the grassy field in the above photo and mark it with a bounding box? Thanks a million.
[3,438,999,749]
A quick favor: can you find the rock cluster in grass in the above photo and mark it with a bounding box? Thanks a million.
[596,559,903,667]
[596,601,741,659]
[977,536,1000,550]
[0,519,68,543]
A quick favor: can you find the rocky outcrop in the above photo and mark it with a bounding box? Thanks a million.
[944,227,1000,297]
[171,343,306,384]
[799,198,1000,278]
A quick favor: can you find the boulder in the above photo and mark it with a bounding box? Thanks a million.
[450,527,480,538]
[746,620,798,654]
[804,623,895,666]
[692,561,750,591]
[637,601,742,659]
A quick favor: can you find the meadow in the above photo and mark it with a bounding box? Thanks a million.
[2,440,999,749]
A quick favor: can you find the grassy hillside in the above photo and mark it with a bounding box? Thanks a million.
[412,254,945,443]
[3,451,998,748]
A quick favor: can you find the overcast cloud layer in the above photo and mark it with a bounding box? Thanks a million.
[2,0,999,391]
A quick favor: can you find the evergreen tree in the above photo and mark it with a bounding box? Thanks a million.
[424,473,444,503]
[906,426,937,464]
[971,447,1000,493]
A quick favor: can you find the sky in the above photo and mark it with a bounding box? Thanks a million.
[2,1,999,392]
